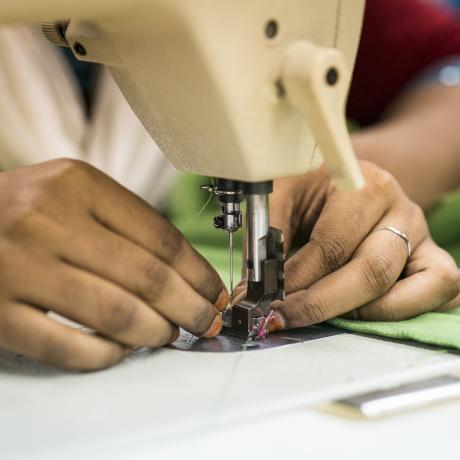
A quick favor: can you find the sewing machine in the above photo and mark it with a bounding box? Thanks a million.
[3,3,460,458]
[0,0,365,339]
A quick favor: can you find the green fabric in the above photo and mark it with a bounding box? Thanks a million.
[167,174,460,351]
[427,189,460,266]
[329,309,460,350]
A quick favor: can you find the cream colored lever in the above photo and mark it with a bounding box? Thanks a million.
[282,41,365,191]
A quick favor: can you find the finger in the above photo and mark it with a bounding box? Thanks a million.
[271,214,415,329]
[283,178,396,294]
[231,284,247,306]
[54,222,224,336]
[434,277,460,312]
[85,168,227,304]
[358,240,459,321]
[4,232,222,340]
[18,160,225,303]
[0,302,129,370]
[8,256,180,347]
[42,224,223,338]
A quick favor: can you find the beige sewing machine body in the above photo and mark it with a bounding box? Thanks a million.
[3,0,364,185]
[2,0,366,338]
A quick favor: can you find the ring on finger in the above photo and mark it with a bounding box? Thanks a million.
[374,226,412,258]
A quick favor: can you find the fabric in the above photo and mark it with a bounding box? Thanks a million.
[348,0,460,126]
[0,24,177,207]
[329,308,460,350]
[427,188,460,266]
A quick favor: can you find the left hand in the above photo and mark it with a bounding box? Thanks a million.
[234,161,459,330]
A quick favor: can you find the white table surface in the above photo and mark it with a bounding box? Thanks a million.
[1,331,460,460]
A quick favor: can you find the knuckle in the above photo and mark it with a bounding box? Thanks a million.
[362,256,394,298]
[364,163,399,200]
[3,160,95,232]
[377,169,396,192]
[45,159,96,190]
[52,158,93,177]
[298,290,328,325]
[410,202,425,223]
[285,259,308,291]
[1,205,43,241]
[367,164,395,191]
[158,220,184,263]
[99,299,139,337]
[303,302,326,324]
[140,259,168,301]
[311,236,347,273]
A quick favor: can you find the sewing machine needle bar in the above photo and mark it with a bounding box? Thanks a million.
[229,231,234,294]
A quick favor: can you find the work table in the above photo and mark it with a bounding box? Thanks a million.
[1,330,459,459]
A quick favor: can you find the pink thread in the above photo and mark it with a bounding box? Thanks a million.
[255,310,276,340]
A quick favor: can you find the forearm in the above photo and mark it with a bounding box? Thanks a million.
[351,85,460,210]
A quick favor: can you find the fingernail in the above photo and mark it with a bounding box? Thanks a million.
[202,315,223,338]
[214,289,230,312]
[268,312,285,332]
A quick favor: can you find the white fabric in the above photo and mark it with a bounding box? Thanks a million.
[0,24,177,207]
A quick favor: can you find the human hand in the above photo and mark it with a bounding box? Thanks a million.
[234,161,459,330]
[0,159,228,369]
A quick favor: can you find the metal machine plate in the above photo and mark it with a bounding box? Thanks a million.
[328,375,460,418]
[168,324,342,352]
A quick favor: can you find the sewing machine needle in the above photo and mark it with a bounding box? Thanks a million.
[228,231,234,295]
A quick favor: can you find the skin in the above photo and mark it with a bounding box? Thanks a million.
[233,161,460,331]
[352,85,460,210]
[0,159,229,370]
[1,158,458,369]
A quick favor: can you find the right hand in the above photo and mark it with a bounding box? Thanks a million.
[0,159,228,370]
[232,162,459,327]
